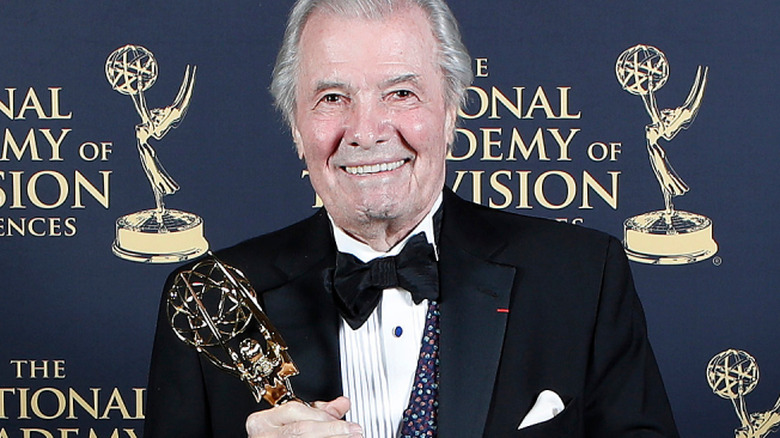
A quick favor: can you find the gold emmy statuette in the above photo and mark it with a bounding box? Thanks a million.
[616,44,717,265]
[106,44,208,263]
[167,254,303,406]
[707,349,780,438]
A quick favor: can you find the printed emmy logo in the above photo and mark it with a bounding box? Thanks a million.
[616,44,717,265]
[707,349,780,438]
[105,44,208,263]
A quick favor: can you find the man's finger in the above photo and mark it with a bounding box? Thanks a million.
[313,396,351,419]
[247,401,333,428]
[274,418,362,437]
[246,398,362,437]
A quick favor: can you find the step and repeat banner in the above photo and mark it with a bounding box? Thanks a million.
[1,1,777,436]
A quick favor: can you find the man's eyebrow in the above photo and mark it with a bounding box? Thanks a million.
[382,73,420,88]
[313,80,350,94]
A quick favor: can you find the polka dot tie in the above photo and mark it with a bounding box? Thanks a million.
[399,301,440,437]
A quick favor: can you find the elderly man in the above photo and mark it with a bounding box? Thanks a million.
[145,0,680,436]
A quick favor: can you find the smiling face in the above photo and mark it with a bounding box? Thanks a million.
[292,5,456,248]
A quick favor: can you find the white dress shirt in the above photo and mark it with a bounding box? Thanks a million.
[330,195,441,438]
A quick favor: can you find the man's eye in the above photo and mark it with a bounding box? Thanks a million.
[393,90,413,99]
[322,94,342,103]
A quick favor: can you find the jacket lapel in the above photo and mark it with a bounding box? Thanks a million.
[256,210,344,402]
[437,190,516,437]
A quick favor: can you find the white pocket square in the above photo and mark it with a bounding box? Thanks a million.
[517,389,565,430]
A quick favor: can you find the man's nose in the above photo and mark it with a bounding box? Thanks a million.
[344,102,390,149]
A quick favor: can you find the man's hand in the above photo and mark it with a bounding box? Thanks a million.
[246,396,363,437]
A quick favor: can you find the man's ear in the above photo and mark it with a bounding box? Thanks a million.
[291,124,305,159]
[444,105,458,146]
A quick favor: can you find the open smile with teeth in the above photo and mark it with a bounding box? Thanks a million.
[343,159,408,176]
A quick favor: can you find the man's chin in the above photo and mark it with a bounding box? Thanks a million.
[347,196,413,225]
[356,199,402,221]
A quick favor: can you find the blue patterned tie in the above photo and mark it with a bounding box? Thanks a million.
[399,301,440,437]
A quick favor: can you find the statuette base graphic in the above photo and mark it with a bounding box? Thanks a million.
[624,209,717,265]
[112,208,208,263]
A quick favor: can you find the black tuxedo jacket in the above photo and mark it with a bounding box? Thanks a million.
[145,190,679,437]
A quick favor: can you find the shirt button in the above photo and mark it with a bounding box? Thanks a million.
[394,326,403,337]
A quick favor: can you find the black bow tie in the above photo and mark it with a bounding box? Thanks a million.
[327,233,439,330]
